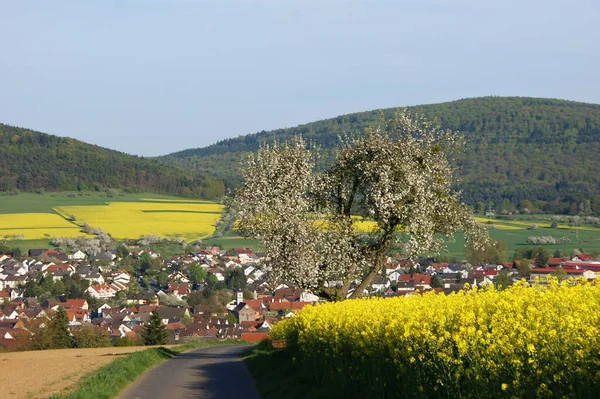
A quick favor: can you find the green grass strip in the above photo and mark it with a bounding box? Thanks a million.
[243,340,338,399]
[47,340,243,399]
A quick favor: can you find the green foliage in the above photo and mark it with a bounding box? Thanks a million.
[0,243,10,254]
[188,262,208,286]
[113,336,137,347]
[495,269,513,290]
[225,268,247,290]
[518,259,532,278]
[116,243,130,259]
[464,239,507,265]
[553,249,562,258]
[430,274,443,288]
[72,325,111,348]
[0,123,224,198]
[142,310,168,345]
[159,97,600,212]
[533,246,550,268]
[243,344,337,399]
[49,307,73,348]
[156,271,169,288]
[137,252,153,273]
[127,278,139,294]
[553,266,568,282]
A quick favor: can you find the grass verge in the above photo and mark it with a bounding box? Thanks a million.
[242,340,336,399]
[46,340,242,399]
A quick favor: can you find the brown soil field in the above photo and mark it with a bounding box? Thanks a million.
[0,345,174,399]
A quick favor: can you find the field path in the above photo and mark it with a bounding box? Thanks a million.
[117,344,260,399]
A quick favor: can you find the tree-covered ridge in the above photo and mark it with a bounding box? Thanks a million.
[0,124,224,198]
[158,97,600,212]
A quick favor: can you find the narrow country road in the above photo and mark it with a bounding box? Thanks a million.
[117,344,260,399]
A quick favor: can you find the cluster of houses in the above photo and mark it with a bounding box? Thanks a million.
[0,246,317,350]
[0,285,316,350]
[1,245,600,351]
[376,253,600,296]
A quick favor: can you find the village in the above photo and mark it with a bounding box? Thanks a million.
[1,245,599,351]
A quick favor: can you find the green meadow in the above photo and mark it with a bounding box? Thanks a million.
[0,191,189,214]
[442,216,600,260]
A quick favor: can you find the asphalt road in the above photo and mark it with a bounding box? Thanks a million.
[117,344,261,399]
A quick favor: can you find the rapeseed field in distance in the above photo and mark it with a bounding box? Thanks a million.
[0,194,224,241]
[54,201,224,241]
[0,213,84,240]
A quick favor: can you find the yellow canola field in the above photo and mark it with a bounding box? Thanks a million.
[139,198,215,203]
[54,202,223,240]
[0,213,82,239]
[311,216,380,233]
[272,279,600,398]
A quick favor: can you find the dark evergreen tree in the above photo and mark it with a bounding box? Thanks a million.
[533,247,550,268]
[553,249,562,258]
[225,268,247,290]
[430,275,443,289]
[142,310,168,345]
[48,306,73,349]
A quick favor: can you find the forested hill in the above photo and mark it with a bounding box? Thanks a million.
[158,97,600,213]
[0,124,224,198]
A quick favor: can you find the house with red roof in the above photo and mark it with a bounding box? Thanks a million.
[64,299,89,310]
[87,284,117,299]
[399,274,432,291]
[530,268,596,281]
[167,282,190,299]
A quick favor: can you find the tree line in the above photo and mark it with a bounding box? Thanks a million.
[159,97,600,213]
[0,124,224,198]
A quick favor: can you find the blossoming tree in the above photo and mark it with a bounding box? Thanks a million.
[232,112,488,300]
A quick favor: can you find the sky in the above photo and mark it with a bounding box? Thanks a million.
[1,0,599,156]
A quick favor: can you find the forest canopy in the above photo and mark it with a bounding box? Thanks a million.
[0,124,224,198]
[159,97,600,213]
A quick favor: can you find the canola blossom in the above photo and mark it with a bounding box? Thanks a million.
[53,201,223,240]
[0,213,83,239]
[271,279,600,398]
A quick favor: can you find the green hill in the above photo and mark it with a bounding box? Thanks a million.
[158,97,600,214]
[0,124,224,198]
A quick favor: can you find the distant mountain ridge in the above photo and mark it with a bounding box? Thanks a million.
[158,97,600,213]
[0,124,224,198]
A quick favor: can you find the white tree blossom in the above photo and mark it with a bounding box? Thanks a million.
[232,112,488,300]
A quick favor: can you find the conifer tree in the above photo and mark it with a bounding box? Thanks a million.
[49,306,73,349]
[142,310,168,345]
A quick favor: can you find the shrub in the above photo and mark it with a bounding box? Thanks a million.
[526,236,556,245]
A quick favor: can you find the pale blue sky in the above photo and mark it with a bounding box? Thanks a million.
[1,0,598,156]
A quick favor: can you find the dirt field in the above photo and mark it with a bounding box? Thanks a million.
[0,345,172,399]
